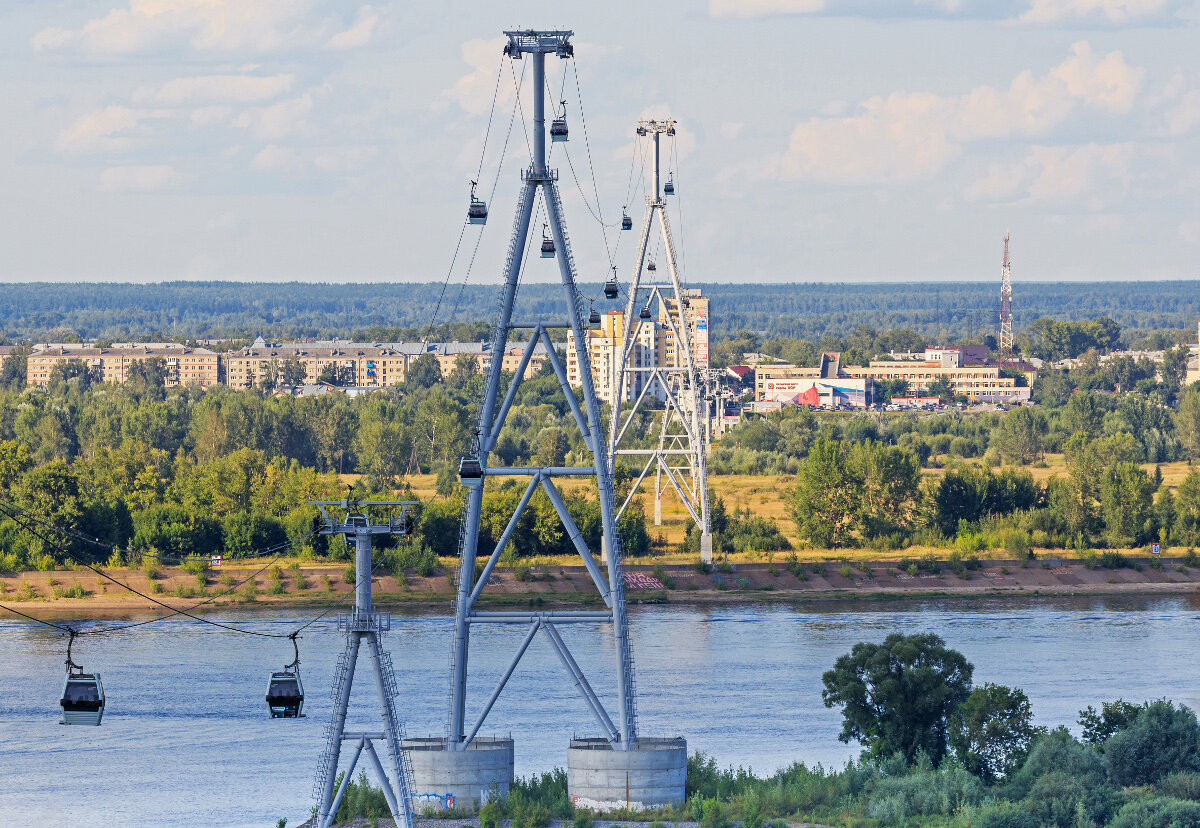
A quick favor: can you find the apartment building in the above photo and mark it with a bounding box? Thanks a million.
[26,343,220,388]
[225,338,548,390]
[565,311,656,406]
[565,290,710,405]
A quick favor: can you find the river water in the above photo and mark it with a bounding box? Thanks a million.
[2,595,1199,827]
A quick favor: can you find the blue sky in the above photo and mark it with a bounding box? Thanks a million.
[1,0,1198,284]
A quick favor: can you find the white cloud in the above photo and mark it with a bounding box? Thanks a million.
[249,144,298,171]
[30,0,380,56]
[326,5,380,50]
[205,211,237,231]
[709,0,825,17]
[56,105,147,153]
[233,92,314,140]
[98,164,187,191]
[778,43,1143,185]
[720,122,745,140]
[443,38,512,115]
[1165,90,1200,136]
[967,143,1136,209]
[1020,0,1185,24]
[137,74,295,105]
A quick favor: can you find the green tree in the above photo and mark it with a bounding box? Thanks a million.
[853,442,920,539]
[1176,469,1200,545]
[1100,462,1154,547]
[406,353,442,389]
[990,407,1047,465]
[821,632,973,764]
[280,356,307,387]
[1178,387,1200,460]
[791,439,861,548]
[1062,392,1104,441]
[1078,699,1144,746]
[950,683,1041,782]
[1105,700,1200,786]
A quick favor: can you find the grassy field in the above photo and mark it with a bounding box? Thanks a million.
[366,454,1197,565]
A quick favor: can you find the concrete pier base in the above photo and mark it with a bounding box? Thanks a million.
[700,532,713,563]
[402,736,514,811]
[567,737,687,811]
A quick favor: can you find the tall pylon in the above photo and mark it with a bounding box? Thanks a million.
[607,119,714,562]
[999,231,1014,365]
[311,498,419,828]
[407,32,673,812]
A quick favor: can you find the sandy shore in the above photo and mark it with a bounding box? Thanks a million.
[3,556,1199,621]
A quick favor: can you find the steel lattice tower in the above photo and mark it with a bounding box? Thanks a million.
[999,231,1013,365]
[311,499,419,828]
[444,28,637,754]
[607,119,713,562]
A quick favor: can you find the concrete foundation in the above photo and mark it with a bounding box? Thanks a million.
[402,736,515,811]
[567,737,687,811]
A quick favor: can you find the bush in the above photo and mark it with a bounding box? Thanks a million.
[572,811,593,828]
[1109,797,1200,828]
[971,801,1040,828]
[479,798,502,828]
[1160,772,1200,801]
[514,563,534,582]
[700,797,729,828]
[1106,700,1200,786]
[1101,551,1131,570]
[333,770,390,823]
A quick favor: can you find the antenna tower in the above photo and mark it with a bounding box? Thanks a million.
[409,29,686,812]
[607,119,713,562]
[999,231,1013,365]
[311,498,419,828]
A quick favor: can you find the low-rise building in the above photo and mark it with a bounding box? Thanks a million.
[26,343,220,388]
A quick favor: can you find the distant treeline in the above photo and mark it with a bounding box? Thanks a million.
[2,281,1198,343]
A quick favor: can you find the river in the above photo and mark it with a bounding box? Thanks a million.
[2,595,1199,827]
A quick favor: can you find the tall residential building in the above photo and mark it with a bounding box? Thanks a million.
[26,344,220,388]
[565,311,656,406]
[566,290,710,405]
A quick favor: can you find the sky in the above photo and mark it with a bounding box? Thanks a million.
[1,0,1198,285]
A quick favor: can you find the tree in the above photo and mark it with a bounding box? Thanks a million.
[991,407,1047,465]
[1078,699,1144,746]
[821,632,973,764]
[1100,462,1153,547]
[280,356,307,387]
[1105,700,1200,786]
[950,683,1040,781]
[1175,469,1200,545]
[791,439,861,548]
[1062,392,1104,442]
[853,442,920,539]
[316,363,354,387]
[1178,388,1200,460]
[533,427,569,467]
[926,377,955,403]
[406,353,442,389]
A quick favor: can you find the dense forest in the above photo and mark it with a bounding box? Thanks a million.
[2,280,1198,344]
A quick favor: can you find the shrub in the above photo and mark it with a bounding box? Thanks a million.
[653,565,675,589]
[572,811,593,828]
[971,801,1040,828]
[700,797,729,828]
[479,799,502,828]
[321,573,333,593]
[267,577,285,595]
[694,559,712,574]
[344,566,356,584]
[1185,548,1199,567]
[839,564,853,578]
[1106,700,1200,786]
[514,564,534,582]
[1108,797,1200,828]
[1101,551,1131,570]
[149,581,163,594]
[289,562,309,590]
[1160,772,1200,801]
[53,584,86,599]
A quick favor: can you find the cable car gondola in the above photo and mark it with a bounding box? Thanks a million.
[266,634,305,719]
[459,454,484,487]
[60,631,104,726]
[467,180,488,225]
[588,305,600,326]
[647,260,656,272]
[639,305,652,320]
[550,101,569,143]
[540,224,555,258]
[604,268,619,300]
[620,210,632,231]
[664,173,675,196]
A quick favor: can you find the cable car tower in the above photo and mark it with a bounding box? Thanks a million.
[408,29,685,812]
[999,231,1014,366]
[311,497,419,828]
[607,119,714,562]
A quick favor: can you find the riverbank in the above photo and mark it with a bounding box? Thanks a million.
[4,555,1199,620]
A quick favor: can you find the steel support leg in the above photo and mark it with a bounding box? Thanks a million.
[325,736,366,828]
[317,633,362,828]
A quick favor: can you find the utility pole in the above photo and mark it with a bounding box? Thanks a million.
[999,231,1014,365]
[311,497,418,828]
[409,30,684,813]
[607,119,713,562]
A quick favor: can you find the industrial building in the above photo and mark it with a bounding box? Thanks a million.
[754,346,1033,405]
